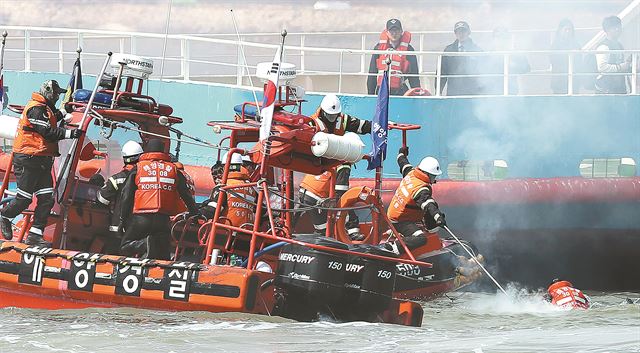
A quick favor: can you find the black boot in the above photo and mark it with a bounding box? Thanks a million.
[1,216,13,240]
[25,232,52,248]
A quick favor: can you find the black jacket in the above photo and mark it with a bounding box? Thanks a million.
[440,39,483,96]
[367,43,420,96]
[97,165,134,231]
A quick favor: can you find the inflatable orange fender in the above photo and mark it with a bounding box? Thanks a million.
[335,186,382,244]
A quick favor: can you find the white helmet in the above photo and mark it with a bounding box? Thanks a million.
[122,141,143,163]
[417,156,442,176]
[222,152,243,165]
[320,94,342,115]
[241,154,252,163]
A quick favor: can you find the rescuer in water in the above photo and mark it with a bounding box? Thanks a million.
[545,278,590,309]
[200,152,257,229]
[366,18,420,96]
[384,146,446,253]
[96,141,143,235]
[119,139,197,260]
[298,94,371,239]
[0,80,83,246]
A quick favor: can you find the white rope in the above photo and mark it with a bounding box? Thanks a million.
[230,9,262,118]
[159,0,173,82]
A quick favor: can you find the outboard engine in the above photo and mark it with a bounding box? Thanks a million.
[334,244,397,320]
[274,234,349,320]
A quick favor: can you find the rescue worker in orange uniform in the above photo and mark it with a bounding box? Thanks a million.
[200,152,257,228]
[96,141,143,234]
[385,146,446,252]
[367,19,420,96]
[545,279,590,309]
[173,159,196,214]
[298,94,371,238]
[119,139,197,260]
[0,80,83,246]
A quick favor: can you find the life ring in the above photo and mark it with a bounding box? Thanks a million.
[334,186,382,244]
[403,87,432,96]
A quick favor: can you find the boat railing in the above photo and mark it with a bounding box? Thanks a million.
[1,25,638,96]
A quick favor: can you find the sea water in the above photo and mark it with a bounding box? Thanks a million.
[0,285,638,353]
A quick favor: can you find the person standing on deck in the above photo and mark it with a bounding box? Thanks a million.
[96,141,143,235]
[297,94,371,239]
[440,21,483,96]
[199,152,257,229]
[367,19,420,96]
[595,16,632,94]
[0,80,83,246]
[119,139,197,260]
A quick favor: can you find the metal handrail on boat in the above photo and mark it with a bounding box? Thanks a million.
[0,25,637,96]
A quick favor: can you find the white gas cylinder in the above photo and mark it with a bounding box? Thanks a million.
[0,115,19,140]
[311,131,364,164]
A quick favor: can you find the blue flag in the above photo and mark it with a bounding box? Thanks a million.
[60,57,83,109]
[367,71,389,170]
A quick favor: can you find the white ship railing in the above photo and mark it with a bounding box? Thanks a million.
[0,25,638,96]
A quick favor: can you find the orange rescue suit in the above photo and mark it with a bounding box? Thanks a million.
[548,280,590,309]
[13,93,60,156]
[300,171,332,199]
[309,108,348,136]
[222,171,257,227]
[376,30,412,90]
[132,152,180,215]
[387,167,431,222]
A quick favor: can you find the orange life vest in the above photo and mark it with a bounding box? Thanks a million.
[387,168,431,222]
[300,171,332,200]
[13,93,60,156]
[223,171,257,227]
[547,281,590,309]
[309,108,347,136]
[132,152,180,215]
[376,30,412,90]
[174,162,195,214]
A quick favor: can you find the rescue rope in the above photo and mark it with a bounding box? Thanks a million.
[443,225,508,296]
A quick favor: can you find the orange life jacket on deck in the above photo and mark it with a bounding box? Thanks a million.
[376,30,412,90]
[174,162,195,214]
[13,93,60,156]
[223,170,257,227]
[387,168,431,222]
[548,281,590,309]
[300,171,332,200]
[132,152,180,215]
[309,108,347,136]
